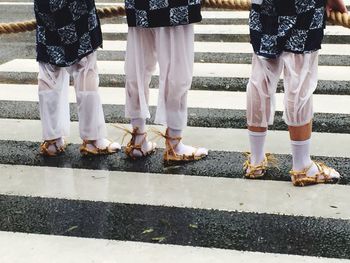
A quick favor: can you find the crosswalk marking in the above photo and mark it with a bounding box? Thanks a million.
[1,84,350,114]
[102,40,350,56]
[0,164,349,219]
[2,232,349,263]
[1,59,349,81]
[101,24,350,36]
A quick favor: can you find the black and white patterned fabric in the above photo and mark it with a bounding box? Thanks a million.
[34,0,103,67]
[125,0,202,28]
[249,0,327,58]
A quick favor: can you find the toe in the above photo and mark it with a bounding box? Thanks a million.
[196,147,208,156]
[109,142,121,151]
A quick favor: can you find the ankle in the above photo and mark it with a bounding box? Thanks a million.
[131,118,146,133]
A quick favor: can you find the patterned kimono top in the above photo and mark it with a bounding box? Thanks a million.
[34,0,103,67]
[125,0,202,28]
[249,0,327,58]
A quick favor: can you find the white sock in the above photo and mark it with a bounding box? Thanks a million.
[95,138,120,151]
[291,139,340,179]
[47,137,65,154]
[167,128,208,156]
[248,130,267,165]
[291,139,313,171]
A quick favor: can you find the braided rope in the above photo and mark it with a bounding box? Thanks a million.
[0,0,349,34]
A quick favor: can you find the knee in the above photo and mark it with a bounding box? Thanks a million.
[284,96,313,126]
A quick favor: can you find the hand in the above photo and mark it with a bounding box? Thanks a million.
[326,0,348,17]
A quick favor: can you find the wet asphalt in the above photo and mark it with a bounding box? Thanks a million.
[0,140,349,184]
[0,194,349,259]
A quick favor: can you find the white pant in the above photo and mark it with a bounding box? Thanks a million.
[38,52,107,140]
[124,25,194,130]
[247,52,319,128]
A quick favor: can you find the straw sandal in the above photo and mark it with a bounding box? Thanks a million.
[290,161,341,187]
[243,152,278,179]
[152,128,207,163]
[80,140,119,156]
[40,138,66,157]
[124,127,156,160]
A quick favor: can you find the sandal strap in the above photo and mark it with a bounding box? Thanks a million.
[125,127,152,159]
[40,139,65,156]
[290,161,335,182]
[243,152,277,177]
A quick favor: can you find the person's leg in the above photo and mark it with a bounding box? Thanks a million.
[282,52,340,185]
[124,27,157,157]
[154,24,207,161]
[68,52,120,154]
[245,54,282,176]
[38,62,70,155]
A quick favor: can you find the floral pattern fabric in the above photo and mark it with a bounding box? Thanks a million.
[34,0,102,67]
[249,0,327,58]
[125,0,202,28]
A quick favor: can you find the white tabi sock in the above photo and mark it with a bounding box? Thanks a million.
[248,130,267,165]
[167,128,208,157]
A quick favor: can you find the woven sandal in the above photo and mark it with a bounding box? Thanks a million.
[80,140,119,156]
[290,161,341,187]
[40,138,66,157]
[152,128,207,163]
[243,152,278,179]
[124,127,156,160]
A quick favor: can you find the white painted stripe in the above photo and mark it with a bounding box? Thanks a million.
[1,232,348,263]
[1,84,350,114]
[1,119,349,157]
[102,40,350,56]
[102,24,350,36]
[1,59,349,81]
[0,164,349,220]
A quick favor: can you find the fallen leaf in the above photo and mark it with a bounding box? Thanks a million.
[152,237,166,242]
[66,226,78,232]
[142,228,154,234]
[189,224,198,229]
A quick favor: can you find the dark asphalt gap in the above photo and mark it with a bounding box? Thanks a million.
[1,101,350,134]
[0,140,349,185]
[102,32,350,44]
[0,194,349,259]
[0,72,349,95]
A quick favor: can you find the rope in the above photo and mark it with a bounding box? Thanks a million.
[0,0,349,34]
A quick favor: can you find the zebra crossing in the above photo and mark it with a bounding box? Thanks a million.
[0,3,350,262]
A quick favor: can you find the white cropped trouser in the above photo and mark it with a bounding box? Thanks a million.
[38,52,107,140]
[124,25,194,130]
[247,51,319,128]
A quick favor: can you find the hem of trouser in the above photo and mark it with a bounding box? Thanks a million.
[79,128,107,141]
[283,117,313,127]
[247,121,269,128]
[125,112,151,120]
[80,136,105,141]
[42,133,69,141]
[154,120,187,130]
